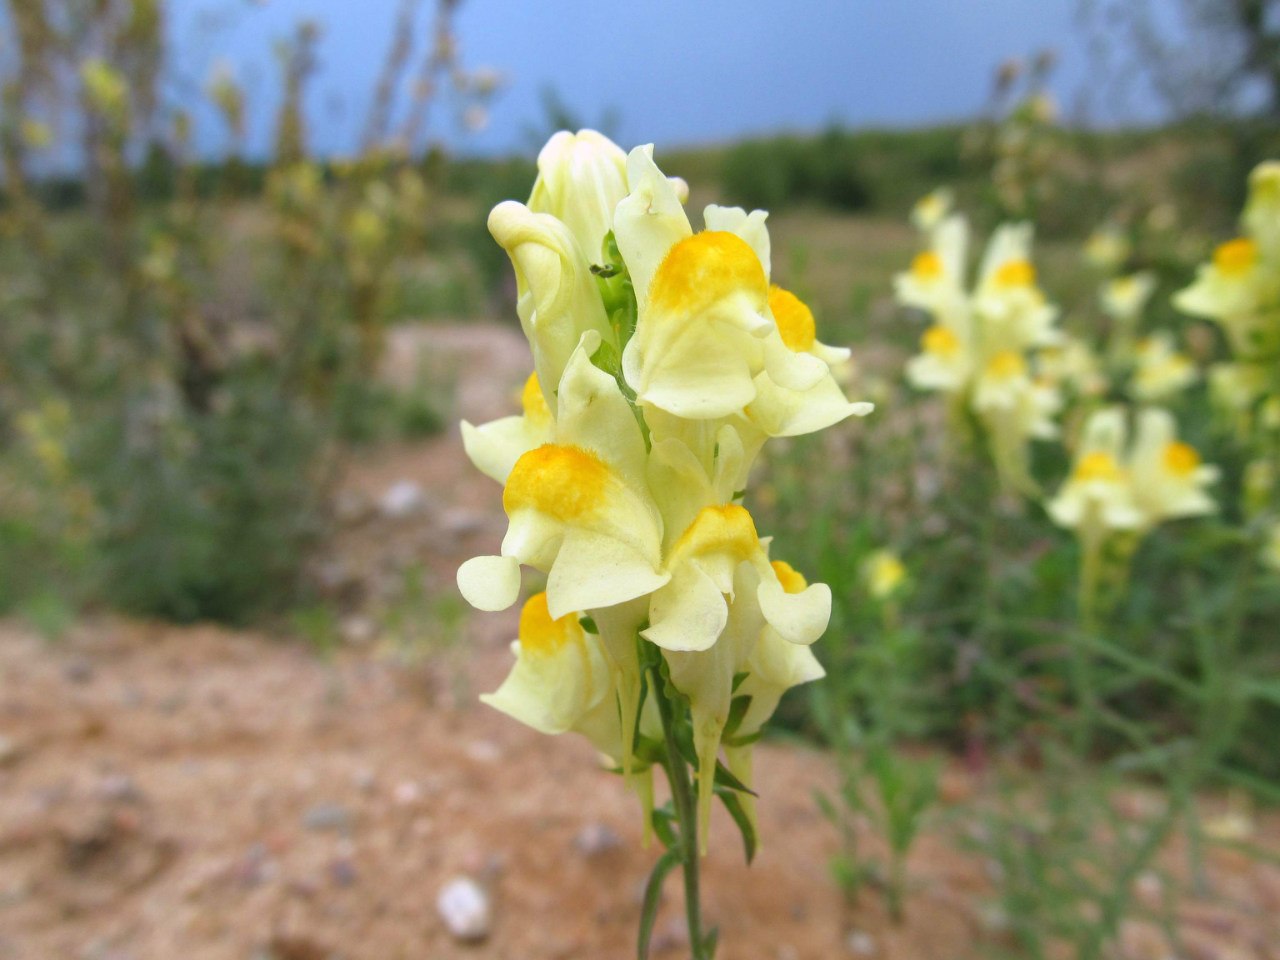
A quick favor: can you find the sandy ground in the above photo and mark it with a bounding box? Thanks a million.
[1,323,1278,960]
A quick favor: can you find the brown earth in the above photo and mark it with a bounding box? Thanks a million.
[1,323,1277,960]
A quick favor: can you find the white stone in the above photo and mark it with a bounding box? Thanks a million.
[379,480,428,519]
[846,930,876,956]
[437,876,491,942]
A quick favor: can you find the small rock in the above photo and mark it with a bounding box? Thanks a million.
[64,659,94,684]
[157,693,186,714]
[437,876,491,942]
[98,773,142,803]
[334,489,373,525]
[976,903,1010,934]
[1134,870,1162,903]
[439,507,488,538]
[845,930,877,956]
[0,735,22,768]
[574,822,622,857]
[340,616,376,647]
[379,480,428,519]
[352,769,376,794]
[0,880,30,908]
[261,934,331,960]
[465,740,501,764]
[302,803,353,833]
[393,781,422,806]
[329,857,357,888]
[315,559,359,595]
[231,843,276,888]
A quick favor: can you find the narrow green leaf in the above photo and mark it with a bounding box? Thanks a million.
[637,848,682,959]
[650,804,679,849]
[702,926,720,957]
[723,694,752,738]
[716,787,758,864]
[714,760,759,797]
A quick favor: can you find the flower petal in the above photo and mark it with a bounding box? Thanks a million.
[457,555,521,611]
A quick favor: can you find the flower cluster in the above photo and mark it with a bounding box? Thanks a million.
[1047,406,1218,544]
[457,131,871,838]
[897,191,1062,491]
[1174,160,1280,564]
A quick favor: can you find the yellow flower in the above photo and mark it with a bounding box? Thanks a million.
[1035,337,1108,397]
[527,129,629,262]
[1047,408,1142,536]
[481,592,615,738]
[1100,271,1156,324]
[1129,332,1198,402]
[488,201,617,415]
[1262,521,1280,572]
[1049,407,1217,538]
[1243,161,1280,258]
[1127,409,1218,524]
[1083,225,1130,273]
[864,550,907,600]
[457,335,668,617]
[458,133,864,854]
[910,187,954,232]
[460,372,554,484]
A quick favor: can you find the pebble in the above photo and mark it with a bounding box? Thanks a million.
[0,735,21,768]
[64,659,95,684]
[98,773,142,803]
[232,843,276,888]
[574,822,622,857]
[333,490,374,525]
[393,781,422,806]
[845,930,877,956]
[436,876,491,942]
[329,857,357,888]
[439,507,488,537]
[302,803,353,833]
[379,480,429,519]
[340,616,376,647]
[465,740,501,764]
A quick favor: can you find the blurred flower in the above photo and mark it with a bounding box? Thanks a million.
[1101,271,1156,324]
[1127,408,1218,524]
[899,210,1063,491]
[1175,165,1280,360]
[910,187,953,233]
[1047,408,1143,538]
[80,59,129,126]
[1262,521,1280,571]
[1244,460,1275,519]
[864,550,907,600]
[1129,332,1198,402]
[1036,336,1108,398]
[1083,225,1130,274]
[1048,407,1216,539]
[19,117,53,150]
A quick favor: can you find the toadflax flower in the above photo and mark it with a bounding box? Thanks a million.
[897,195,1064,492]
[1048,406,1217,542]
[1174,161,1280,361]
[456,131,872,883]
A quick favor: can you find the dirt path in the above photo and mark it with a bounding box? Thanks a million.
[1,323,1277,960]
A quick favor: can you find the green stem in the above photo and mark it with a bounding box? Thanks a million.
[652,668,710,960]
[1072,530,1104,757]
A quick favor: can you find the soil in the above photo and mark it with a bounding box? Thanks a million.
[1,323,1277,960]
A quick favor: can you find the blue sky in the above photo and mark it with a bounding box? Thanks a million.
[168,0,1152,159]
